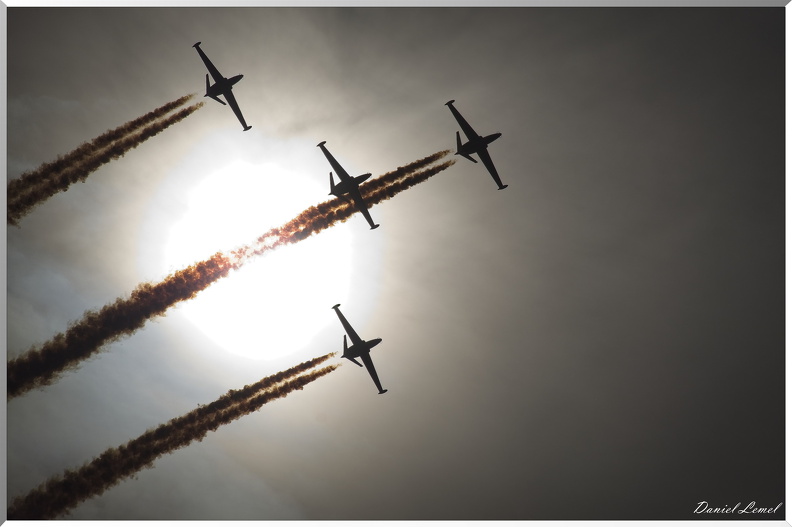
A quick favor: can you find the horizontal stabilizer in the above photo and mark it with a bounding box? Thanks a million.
[379,389,388,394]
[498,184,508,190]
[445,99,455,106]
[243,126,252,131]
[346,356,363,368]
[317,140,327,147]
[193,41,202,48]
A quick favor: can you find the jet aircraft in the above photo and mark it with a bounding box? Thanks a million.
[317,141,380,230]
[193,42,252,131]
[445,100,507,190]
[332,303,387,394]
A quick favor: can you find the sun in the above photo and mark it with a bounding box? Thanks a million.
[162,157,355,360]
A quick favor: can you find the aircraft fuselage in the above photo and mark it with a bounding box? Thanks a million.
[318,142,379,229]
[333,304,387,393]
[446,99,507,190]
[193,42,251,131]
[458,132,502,157]
[344,338,382,359]
[206,74,243,99]
[330,173,371,197]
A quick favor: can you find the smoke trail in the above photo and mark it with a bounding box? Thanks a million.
[7,358,338,520]
[8,252,235,399]
[8,152,454,399]
[7,94,195,200]
[241,158,456,260]
[238,150,454,259]
[8,101,204,225]
[157,353,334,435]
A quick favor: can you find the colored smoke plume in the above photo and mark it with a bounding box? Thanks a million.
[7,94,194,198]
[8,152,453,399]
[8,357,337,519]
[8,98,202,225]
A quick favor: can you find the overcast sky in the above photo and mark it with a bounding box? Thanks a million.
[5,6,785,522]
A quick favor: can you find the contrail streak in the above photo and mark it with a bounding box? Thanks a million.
[8,100,203,225]
[238,150,454,259]
[7,356,338,520]
[7,94,195,199]
[7,152,454,399]
[8,252,235,399]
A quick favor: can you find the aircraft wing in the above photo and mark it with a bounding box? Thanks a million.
[317,142,352,181]
[349,187,379,230]
[193,43,224,83]
[360,352,387,394]
[446,100,480,141]
[332,304,363,345]
[223,89,252,131]
[477,147,507,190]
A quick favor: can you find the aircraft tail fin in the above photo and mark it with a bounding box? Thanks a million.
[455,131,477,163]
[343,336,364,368]
[456,132,477,163]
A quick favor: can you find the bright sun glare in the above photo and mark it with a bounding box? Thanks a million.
[164,159,354,360]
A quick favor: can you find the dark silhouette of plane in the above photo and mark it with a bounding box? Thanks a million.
[332,303,387,394]
[317,141,380,230]
[445,100,507,190]
[193,42,252,131]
